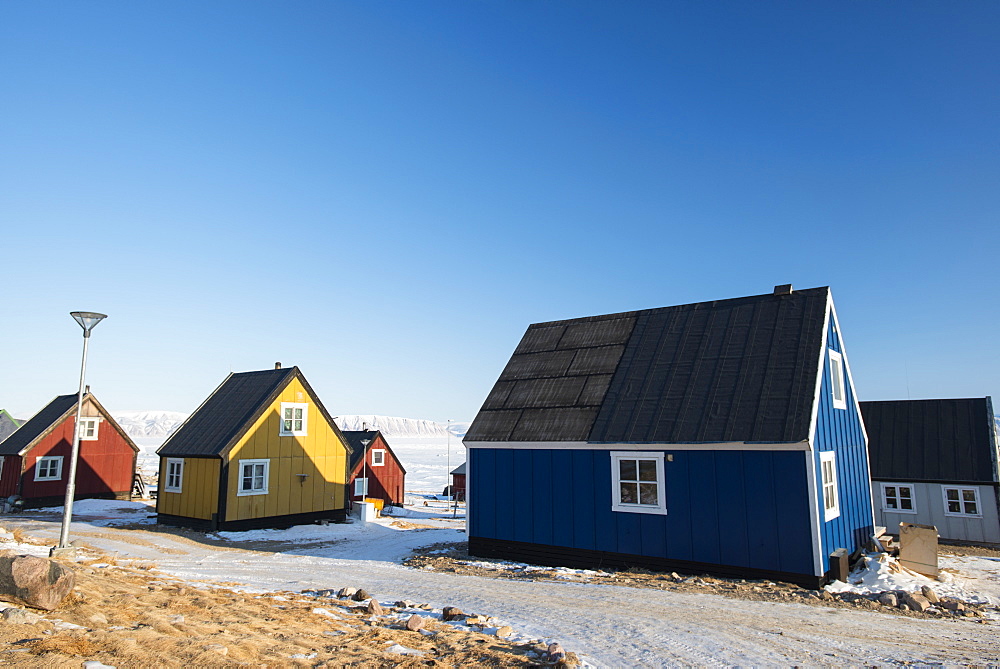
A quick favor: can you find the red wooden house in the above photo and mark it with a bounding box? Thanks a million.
[342,430,406,506]
[0,392,139,508]
[450,462,466,501]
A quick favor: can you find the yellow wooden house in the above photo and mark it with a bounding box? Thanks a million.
[155,364,351,531]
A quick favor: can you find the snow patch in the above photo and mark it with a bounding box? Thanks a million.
[825,553,992,605]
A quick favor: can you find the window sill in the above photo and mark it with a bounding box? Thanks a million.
[611,504,668,516]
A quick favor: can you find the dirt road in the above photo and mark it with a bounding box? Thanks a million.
[5,513,998,666]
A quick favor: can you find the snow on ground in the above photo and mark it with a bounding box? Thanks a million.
[5,501,1000,666]
[825,552,994,609]
[385,436,466,495]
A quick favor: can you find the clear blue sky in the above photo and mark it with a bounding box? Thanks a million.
[2,2,997,422]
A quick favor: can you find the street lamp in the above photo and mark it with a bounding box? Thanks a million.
[55,311,107,552]
[359,438,371,502]
[446,419,452,501]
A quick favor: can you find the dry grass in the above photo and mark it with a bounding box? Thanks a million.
[9,528,33,545]
[0,548,575,667]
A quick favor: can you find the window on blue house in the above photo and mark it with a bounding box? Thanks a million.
[829,349,846,410]
[611,451,667,515]
[820,451,840,521]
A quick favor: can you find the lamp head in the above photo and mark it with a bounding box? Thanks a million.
[70,311,107,336]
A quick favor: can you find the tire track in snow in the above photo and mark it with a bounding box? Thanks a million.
[5,516,999,666]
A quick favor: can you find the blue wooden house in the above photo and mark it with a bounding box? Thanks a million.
[464,285,874,588]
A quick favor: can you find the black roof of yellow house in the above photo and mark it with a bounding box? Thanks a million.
[158,366,351,459]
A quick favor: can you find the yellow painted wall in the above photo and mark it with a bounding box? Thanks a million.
[156,457,220,520]
[224,377,348,522]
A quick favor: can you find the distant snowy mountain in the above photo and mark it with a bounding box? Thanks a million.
[110,410,467,447]
[335,415,469,439]
[113,411,188,442]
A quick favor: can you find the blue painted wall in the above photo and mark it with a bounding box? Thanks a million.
[469,447,816,576]
[812,317,875,574]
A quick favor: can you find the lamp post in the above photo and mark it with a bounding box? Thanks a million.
[446,419,452,502]
[360,438,371,503]
[55,311,107,552]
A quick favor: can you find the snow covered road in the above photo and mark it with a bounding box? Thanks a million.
[5,508,999,667]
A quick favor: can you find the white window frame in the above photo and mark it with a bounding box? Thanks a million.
[820,451,840,521]
[35,455,64,481]
[610,451,668,515]
[371,449,386,467]
[237,459,270,496]
[354,477,368,497]
[880,482,916,514]
[942,486,981,518]
[828,349,846,410]
[279,402,308,436]
[78,417,100,440]
[164,458,184,493]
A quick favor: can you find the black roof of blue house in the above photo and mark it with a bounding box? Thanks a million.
[860,397,998,484]
[158,366,349,458]
[0,394,79,455]
[466,286,830,444]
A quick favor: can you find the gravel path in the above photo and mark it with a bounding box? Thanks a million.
[5,513,999,666]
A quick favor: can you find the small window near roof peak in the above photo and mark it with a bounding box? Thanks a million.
[829,349,846,410]
[279,402,308,436]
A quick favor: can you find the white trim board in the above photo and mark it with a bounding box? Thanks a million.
[463,440,811,451]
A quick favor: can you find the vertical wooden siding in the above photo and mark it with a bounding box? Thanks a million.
[469,447,815,575]
[350,435,405,505]
[0,456,19,497]
[225,377,348,522]
[813,318,874,573]
[156,458,220,520]
[19,412,136,500]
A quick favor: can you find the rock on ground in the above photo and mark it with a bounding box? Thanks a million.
[0,552,76,611]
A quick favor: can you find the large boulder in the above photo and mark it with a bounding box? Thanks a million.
[0,552,76,611]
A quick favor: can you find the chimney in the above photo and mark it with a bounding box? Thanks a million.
[274,362,281,369]
[773,284,793,296]
[84,384,90,394]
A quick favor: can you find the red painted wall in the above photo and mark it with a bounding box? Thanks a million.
[349,434,406,505]
[452,473,466,500]
[0,456,18,497]
[18,415,136,501]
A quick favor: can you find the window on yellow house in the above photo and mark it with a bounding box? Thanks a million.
[238,459,269,495]
[279,403,308,436]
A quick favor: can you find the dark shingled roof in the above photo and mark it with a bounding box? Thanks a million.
[343,430,396,474]
[466,287,830,443]
[158,367,330,458]
[861,398,998,484]
[0,410,22,444]
[0,394,78,455]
